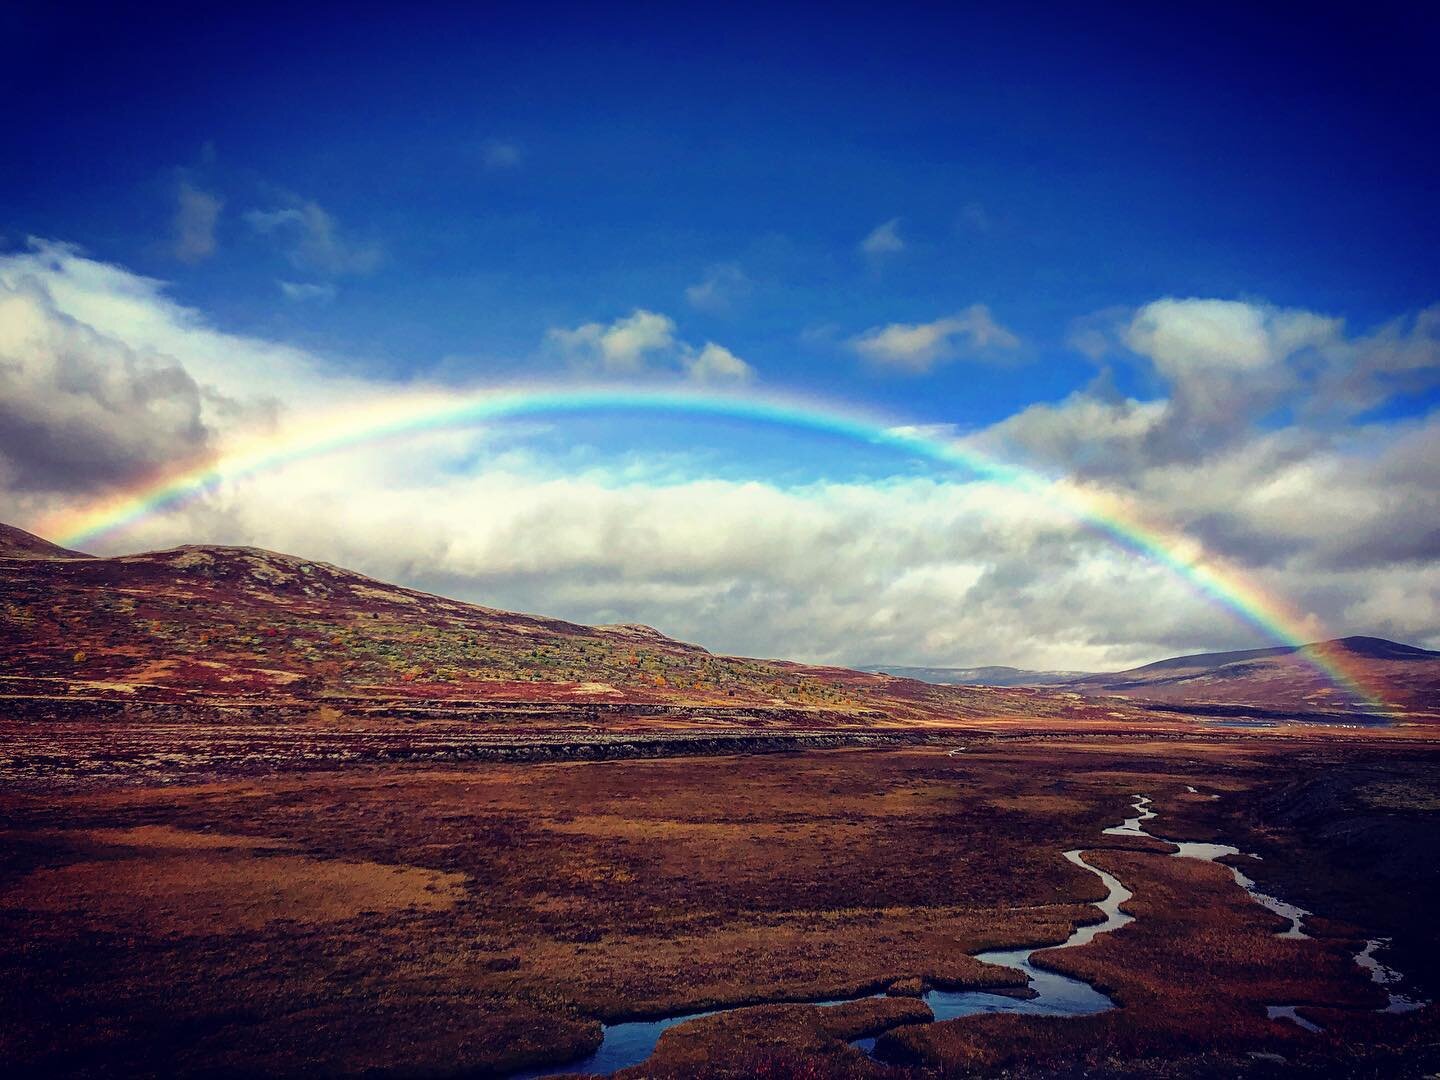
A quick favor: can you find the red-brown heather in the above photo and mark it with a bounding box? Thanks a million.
[3,522,1438,1078]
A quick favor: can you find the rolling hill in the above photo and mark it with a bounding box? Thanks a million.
[869,637,1440,715]
[0,522,1124,733]
[1060,636,1440,714]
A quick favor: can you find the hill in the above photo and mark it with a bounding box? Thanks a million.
[1060,636,1440,714]
[864,638,1440,715]
[0,523,1123,733]
[0,522,92,560]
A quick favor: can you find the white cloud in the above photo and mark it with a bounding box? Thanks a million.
[684,342,754,383]
[278,281,338,303]
[685,263,750,313]
[1126,298,1339,376]
[244,198,381,276]
[126,458,1236,670]
[0,239,378,411]
[172,180,222,264]
[1308,304,1440,417]
[547,310,678,374]
[546,309,753,383]
[851,304,1020,372]
[860,218,904,256]
[0,274,212,492]
[997,298,1440,478]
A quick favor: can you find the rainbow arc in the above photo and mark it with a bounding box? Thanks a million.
[41,385,1392,713]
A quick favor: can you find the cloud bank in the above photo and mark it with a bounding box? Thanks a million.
[1,242,1436,668]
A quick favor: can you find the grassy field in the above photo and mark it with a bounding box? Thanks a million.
[2,733,1438,1077]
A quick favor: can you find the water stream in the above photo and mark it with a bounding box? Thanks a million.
[513,789,1425,1076]
[515,817,1138,1077]
[1356,938,1427,1014]
[919,847,1129,1022]
[1114,790,1428,1031]
[1105,794,1310,938]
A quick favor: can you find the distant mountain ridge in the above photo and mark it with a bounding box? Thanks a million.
[857,664,1092,687]
[868,636,1440,713]
[1116,636,1439,675]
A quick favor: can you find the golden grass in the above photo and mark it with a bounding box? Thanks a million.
[2,738,1435,1076]
[6,845,466,932]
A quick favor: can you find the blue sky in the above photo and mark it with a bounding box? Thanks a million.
[6,3,1437,419]
[2,3,1438,666]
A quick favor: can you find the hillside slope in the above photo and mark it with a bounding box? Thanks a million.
[0,522,91,560]
[1063,636,1440,714]
[0,524,1114,728]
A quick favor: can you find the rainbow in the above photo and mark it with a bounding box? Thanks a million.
[41,384,1391,712]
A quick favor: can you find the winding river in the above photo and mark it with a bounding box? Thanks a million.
[514,788,1424,1077]
[1108,792,1428,1031]
[516,801,1140,1077]
[1104,794,1310,937]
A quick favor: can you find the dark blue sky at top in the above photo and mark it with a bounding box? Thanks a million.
[3,1,1437,437]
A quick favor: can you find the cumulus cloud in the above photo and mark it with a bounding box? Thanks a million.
[0,275,212,492]
[547,309,753,382]
[0,239,379,416]
[1308,304,1440,418]
[547,310,677,374]
[151,461,1237,671]
[685,263,751,313]
[683,342,754,383]
[973,296,1440,645]
[244,198,381,276]
[172,180,222,264]
[996,297,1440,478]
[860,218,904,256]
[1126,298,1339,374]
[851,304,1021,372]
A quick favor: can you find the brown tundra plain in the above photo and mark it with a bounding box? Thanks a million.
[2,527,1439,1078]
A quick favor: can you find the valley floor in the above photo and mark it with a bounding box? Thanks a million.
[2,723,1438,1078]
